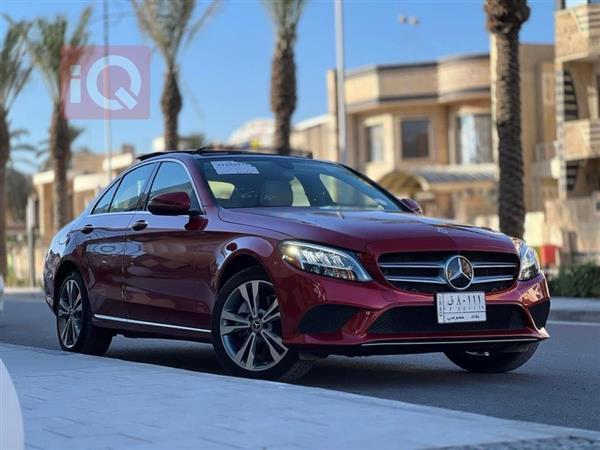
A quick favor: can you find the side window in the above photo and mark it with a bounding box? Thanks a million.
[92,182,119,214]
[109,164,155,213]
[147,162,200,210]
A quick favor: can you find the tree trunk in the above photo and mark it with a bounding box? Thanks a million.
[50,103,70,232]
[0,108,9,279]
[270,32,296,155]
[495,32,525,239]
[161,67,182,151]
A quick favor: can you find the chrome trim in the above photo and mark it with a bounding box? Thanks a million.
[378,262,443,269]
[384,276,446,284]
[472,263,517,268]
[94,314,211,333]
[471,275,515,284]
[361,337,539,347]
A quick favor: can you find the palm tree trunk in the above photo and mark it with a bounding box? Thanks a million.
[0,108,9,279]
[270,33,296,155]
[495,32,525,239]
[161,67,182,151]
[50,103,70,232]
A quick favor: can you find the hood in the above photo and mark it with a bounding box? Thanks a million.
[218,208,517,254]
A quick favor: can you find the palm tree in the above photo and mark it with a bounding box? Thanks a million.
[262,0,306,155]
[131,0,220,151]
[0,21,32,278]
[485,0,530,239]
[16,8,92,231]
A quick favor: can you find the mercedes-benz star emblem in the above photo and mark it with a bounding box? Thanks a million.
[444,255,474,290]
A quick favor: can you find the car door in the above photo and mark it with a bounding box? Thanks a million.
[77,163,156,319]
[124,160,212,330]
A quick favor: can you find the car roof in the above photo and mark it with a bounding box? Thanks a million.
[136,147,313,162]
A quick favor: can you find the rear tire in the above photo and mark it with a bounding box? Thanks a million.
[445,343,539,373]
[212,267,313,381]
[56,272,112,356]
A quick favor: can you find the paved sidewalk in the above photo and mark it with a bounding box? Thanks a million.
[1,343,599,450]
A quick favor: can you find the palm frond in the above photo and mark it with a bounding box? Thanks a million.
[186,0,221,47]
[131,0,219,66]
[262,0,306,39]
[0,19,33,110]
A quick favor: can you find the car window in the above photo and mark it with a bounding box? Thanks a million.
[91,182,119,214]
[109,164,155,213]
[197,157,401,211]
[208,181,235,200]
[147,162,201,211]
[319,174,382,209]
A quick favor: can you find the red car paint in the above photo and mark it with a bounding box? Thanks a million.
[43,151,550,356]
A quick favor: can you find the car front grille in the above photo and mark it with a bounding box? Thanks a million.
[369,304,528,334]
[378,251,519,294]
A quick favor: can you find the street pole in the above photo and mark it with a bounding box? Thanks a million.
[334,0,347,165]
[26,196,36,286]
[103,0,113,182]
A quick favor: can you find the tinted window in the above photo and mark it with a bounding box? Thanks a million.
[92,182,118,214]
[110,164,154,213]
[401,119,429,159]
[147,162,200,210]
[197,157,401,211]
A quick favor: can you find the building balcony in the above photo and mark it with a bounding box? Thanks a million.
[563,119,600,161]
[556,3,600,62]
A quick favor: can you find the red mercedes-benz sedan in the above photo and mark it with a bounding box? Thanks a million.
[43,149,550,380]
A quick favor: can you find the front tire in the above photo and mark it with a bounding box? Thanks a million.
[56,272,112,356]
[212,267,313,381]
[445,343,539,373]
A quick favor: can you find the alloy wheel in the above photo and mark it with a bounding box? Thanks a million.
[219,280,287,371]
[57,279,83,349]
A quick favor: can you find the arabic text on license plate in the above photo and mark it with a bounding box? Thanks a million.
[436,292,486,324]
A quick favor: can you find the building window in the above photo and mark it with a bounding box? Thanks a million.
[455,114,493,164]
[400,119,429,159]
[366,125,384,162]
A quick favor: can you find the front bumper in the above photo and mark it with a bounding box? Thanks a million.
[271,262,550,355]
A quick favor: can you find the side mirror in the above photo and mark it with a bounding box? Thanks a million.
[399,197,423,214]
[148,192,191,216]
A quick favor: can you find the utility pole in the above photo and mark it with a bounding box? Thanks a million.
[103,0,113,182]
[334,0,347,165]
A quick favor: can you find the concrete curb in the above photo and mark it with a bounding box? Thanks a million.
[1,342,599,450]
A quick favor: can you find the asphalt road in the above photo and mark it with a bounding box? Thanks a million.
[2,292,599,432]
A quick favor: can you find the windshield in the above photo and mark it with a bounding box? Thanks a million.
[196,157,402,211]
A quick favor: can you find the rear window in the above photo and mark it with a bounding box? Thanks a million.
[196,157,401,211]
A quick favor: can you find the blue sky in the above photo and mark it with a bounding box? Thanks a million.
[1,0,555,172]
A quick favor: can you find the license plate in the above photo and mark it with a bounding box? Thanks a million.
[436,292,486,324]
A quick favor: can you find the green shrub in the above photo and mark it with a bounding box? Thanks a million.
[548,262,600,298]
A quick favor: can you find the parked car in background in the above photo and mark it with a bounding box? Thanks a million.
[43,149,550,380]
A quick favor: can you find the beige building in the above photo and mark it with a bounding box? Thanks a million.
[293,46,556,237]
[547,0,600,262]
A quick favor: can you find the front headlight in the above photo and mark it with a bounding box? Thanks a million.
[512,238,540,281]
[279,241,372,282]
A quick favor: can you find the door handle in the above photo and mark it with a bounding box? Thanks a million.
[81,224,94,234]
[131,220,148,231]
